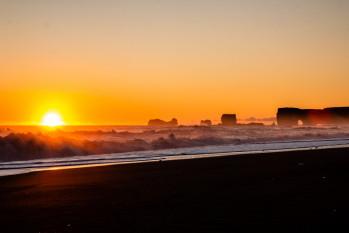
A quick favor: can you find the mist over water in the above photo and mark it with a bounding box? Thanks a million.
[1,125,349,162]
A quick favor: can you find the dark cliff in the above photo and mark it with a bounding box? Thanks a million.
[277,107,349,126]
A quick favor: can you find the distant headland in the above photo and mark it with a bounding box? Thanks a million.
[277,107,349,126]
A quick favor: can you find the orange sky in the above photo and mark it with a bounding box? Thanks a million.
[1,0,348,125]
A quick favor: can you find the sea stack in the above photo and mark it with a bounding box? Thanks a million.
[221,114,237,126]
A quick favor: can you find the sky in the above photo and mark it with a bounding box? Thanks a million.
[1,0,349,125]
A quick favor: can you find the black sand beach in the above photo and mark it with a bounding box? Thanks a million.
[1,147,349,233]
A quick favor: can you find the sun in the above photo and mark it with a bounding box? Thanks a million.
[41,112,64,127]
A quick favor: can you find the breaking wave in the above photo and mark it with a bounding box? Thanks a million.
[1,125,349,162]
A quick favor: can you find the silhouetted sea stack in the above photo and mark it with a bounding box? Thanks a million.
[277,107,349,126]
[148,118,178,127]
[221,114,237,126]
[200,120,212,126]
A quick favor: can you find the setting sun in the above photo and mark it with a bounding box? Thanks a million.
[41,112,64,127]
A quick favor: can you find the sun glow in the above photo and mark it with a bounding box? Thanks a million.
[41,112,64,127]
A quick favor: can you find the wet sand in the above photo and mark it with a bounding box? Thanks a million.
[1,147,349,233]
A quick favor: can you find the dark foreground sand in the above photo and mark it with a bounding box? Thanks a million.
[1,147,349,233]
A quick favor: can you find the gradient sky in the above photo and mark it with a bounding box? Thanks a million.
[1,0,349,125]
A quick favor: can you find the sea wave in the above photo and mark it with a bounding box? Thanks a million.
[1,137,349,177]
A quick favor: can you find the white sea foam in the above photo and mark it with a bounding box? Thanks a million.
[1,137,348,177]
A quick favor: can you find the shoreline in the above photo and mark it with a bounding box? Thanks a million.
[1,138,349,177]
[1,147,349,232]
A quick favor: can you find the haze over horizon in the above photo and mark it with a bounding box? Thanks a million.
[1,0,348,125]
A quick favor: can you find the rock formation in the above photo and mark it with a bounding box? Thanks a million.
[221,114,237,126]
[277,107,349,126]
[200,120,212,126]
[148,118,178,127]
